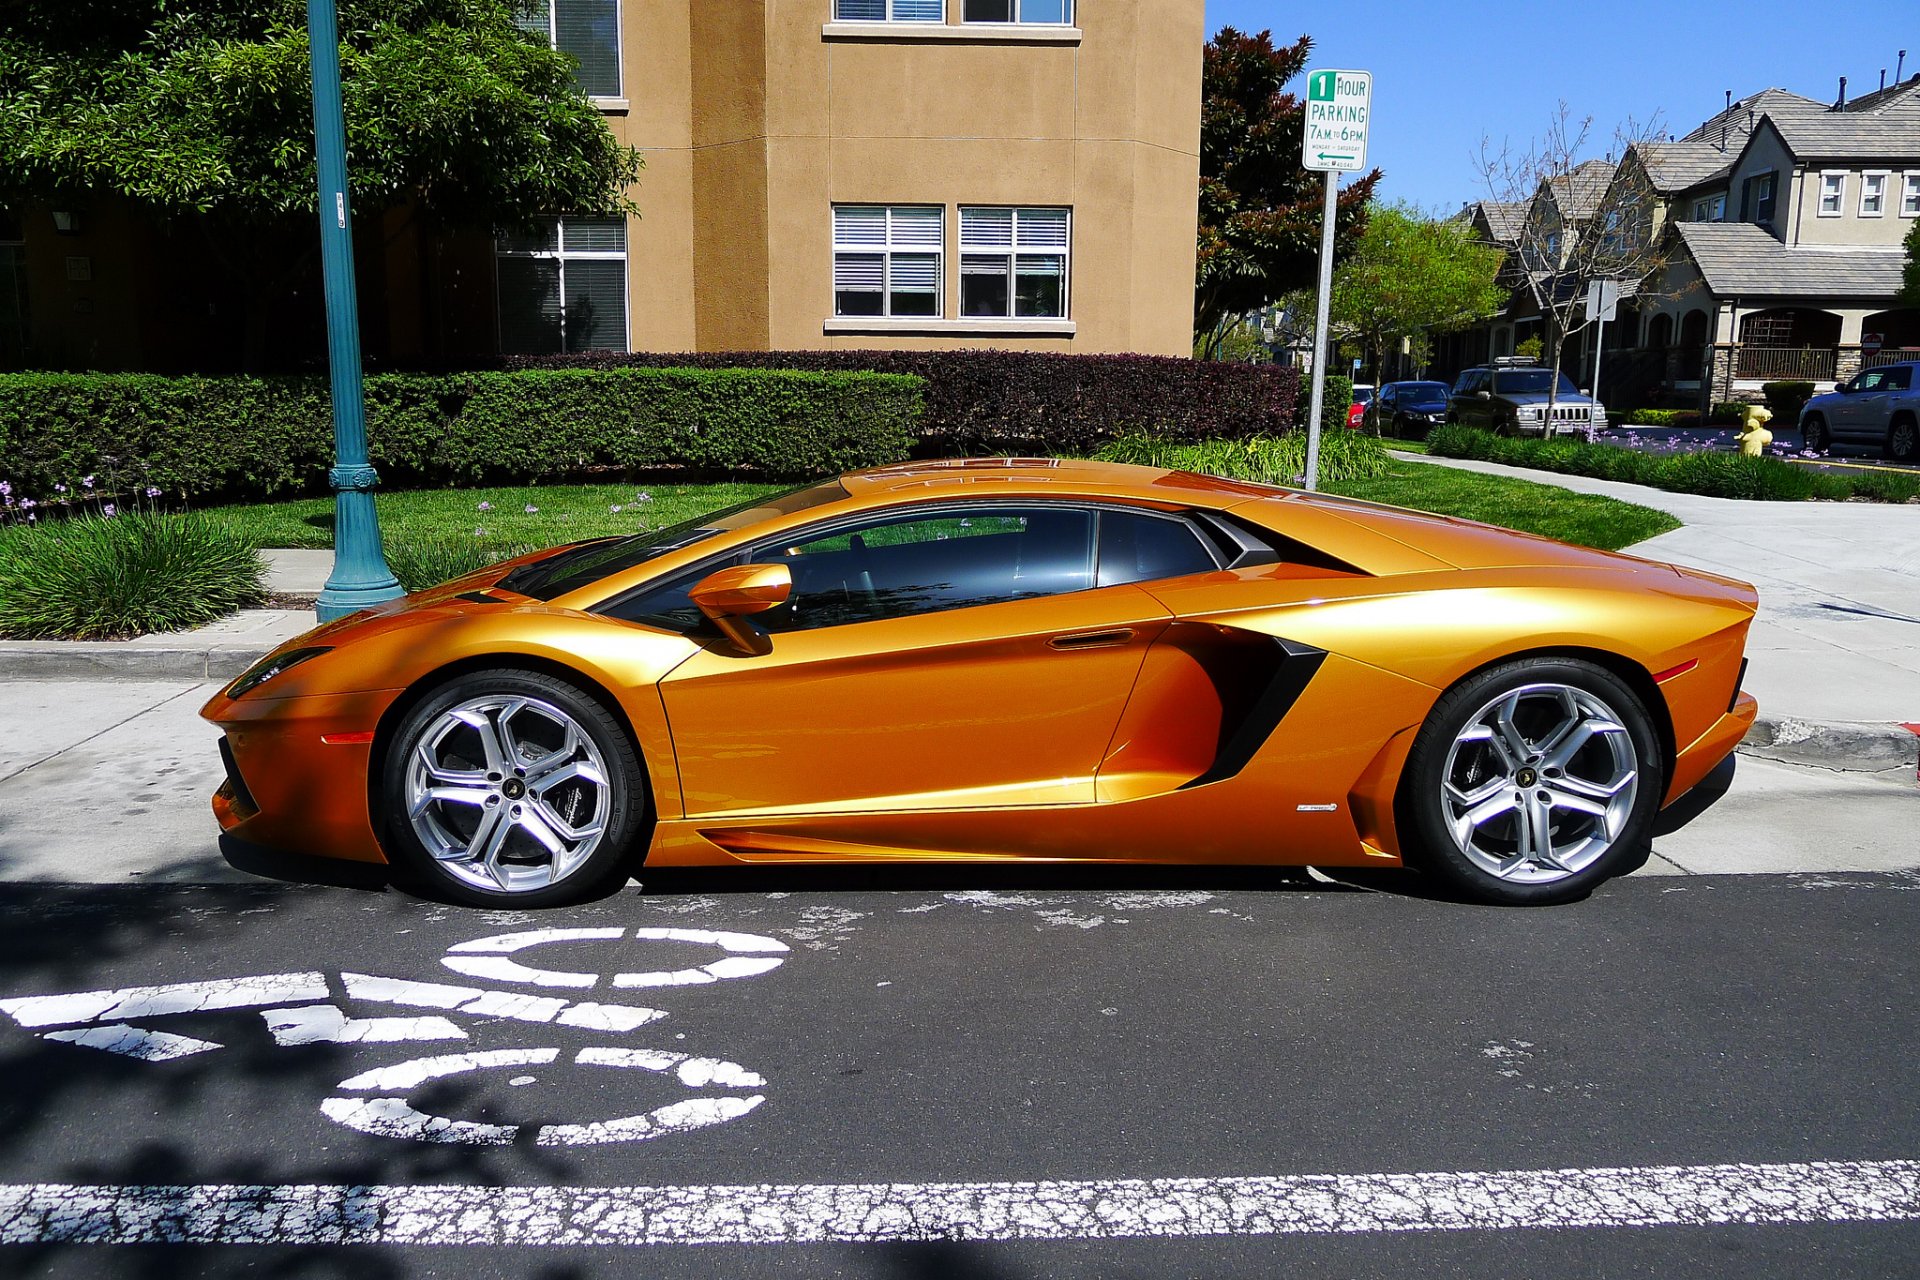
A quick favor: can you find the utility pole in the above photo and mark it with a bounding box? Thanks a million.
[308,0,403,621]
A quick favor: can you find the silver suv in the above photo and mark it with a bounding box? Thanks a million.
[1799,362,1919,462]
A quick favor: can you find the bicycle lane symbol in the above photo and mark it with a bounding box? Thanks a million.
[0,926,789,1148]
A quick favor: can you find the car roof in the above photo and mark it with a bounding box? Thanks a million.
[836,457,1298,507]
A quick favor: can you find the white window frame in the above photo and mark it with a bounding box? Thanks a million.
[832,205,945,319]
[1901,174,1920,218]
[832,0,945,21]
[958,206,1071,320]
[961,0,1073,22]
[1817,171,1846,217]
[494,217,630,355]
[1860,171,1889,217]
[518,0,623,100]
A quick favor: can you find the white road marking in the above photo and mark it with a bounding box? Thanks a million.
[340,972,666,1031]
[39,1025,222,1061]
[612,930,790,989]
[441,927,623,988]
[318,1097,520,1147]
[334,1048,559,1094]
[3,1159,1916,1245]
[535,1094,765,1147]
[261,1006,466,1047]
[437,926,788,990]
[0,973,328,1028]
[553,1002,666,1033]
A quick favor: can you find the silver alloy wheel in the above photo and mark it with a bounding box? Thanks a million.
[1439,682,1639,885]
[1891,419,1917,459]
[404,694,612,895]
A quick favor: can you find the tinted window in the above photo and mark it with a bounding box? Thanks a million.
[1096,511,1218,587]
[752,505,1095,632]
[1400,382,1451,403]
[1492,369,1580,396]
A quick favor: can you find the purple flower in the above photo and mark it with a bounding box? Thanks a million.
[0,480,11,496]
[474,526,488,536]
[54,483,66,493]
[145,486,161,498]
[102,503,116,517]
[476,501,492,512]
[524,504,539,514]
[82,475,95,488]
[20,499,34,510]
[610,504,623,513]
[635,491,653,503]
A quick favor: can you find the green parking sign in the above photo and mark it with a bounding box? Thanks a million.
[1302,68,1371,172]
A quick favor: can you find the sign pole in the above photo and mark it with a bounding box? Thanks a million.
[308,0,403,621]
[1299,68,1372,492]
[1302,170,1339,492]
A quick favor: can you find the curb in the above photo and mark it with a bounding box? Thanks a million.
[1740,716,1920,776]
[0,642,275,682]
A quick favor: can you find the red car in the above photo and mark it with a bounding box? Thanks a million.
[1347,383,1375,429]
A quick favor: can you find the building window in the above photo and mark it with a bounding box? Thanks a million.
[1741,171,1775,226]
[959,207,1070,318]
[1691,193,1725,222]
[963,0,1071,21]
[1818,172,1846,217]
[0,211,26,371]
[834,0,943,20]
[516,0,621,98]
[495,218,629,355]
[833,205,943,318]
[1861,172,1888,217]
[1903,174,1920,218]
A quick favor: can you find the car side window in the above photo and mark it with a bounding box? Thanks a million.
[1854,368,1888,393]
[749,505,1096,633]
[1883,366,1912,391]
[1095,510,1219,588]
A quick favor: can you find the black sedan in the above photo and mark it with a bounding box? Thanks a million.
[1362,381,1452,439]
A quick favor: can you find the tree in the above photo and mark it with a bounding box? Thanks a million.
[1474,105,1675,418]
[1195,28,1377,357]
[0,0,643,367]
[1327,203,1506,385]
[1902,218,1920,307]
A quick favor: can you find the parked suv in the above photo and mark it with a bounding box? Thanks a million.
[1447,360,1606,437]
[1799,361,1919,461]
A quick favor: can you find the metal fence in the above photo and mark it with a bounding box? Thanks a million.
[1734,347,1838,380]
[1861,347,1920,370]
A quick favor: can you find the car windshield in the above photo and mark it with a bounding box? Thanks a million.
[1492,369,1580,396]
[496,478,851,600]
[1398,382,1450,402]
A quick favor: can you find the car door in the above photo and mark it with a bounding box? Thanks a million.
[1834,367,1887,441]
[655,502,1175,818]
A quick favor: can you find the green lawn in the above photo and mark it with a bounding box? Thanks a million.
[1328,462,1679,550]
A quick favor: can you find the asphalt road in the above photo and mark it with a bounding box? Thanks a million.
[3,869,1918,1278]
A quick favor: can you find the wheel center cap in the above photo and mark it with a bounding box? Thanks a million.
[502,778,527,800]
[1515,767,1538,788]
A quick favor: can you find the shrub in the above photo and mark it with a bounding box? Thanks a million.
[1515,336,1543,360]
[502,350,1301,456]
[1318,374,1355,437]
[1427,426,1911,503]
[385,537,542,593]
[0,512,266,639]
[1709,401,1753,424]
[1621,409,1701,427]
[1096,428,1390,487]
[1761,380,1817,418]
[0,368,923,503]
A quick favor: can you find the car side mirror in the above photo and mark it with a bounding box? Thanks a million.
[689,563,791,657]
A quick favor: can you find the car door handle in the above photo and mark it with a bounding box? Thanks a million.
[1049,629,1134,651]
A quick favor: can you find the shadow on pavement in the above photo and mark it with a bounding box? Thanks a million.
[1654,752,1737,838]
[219,833,394,894]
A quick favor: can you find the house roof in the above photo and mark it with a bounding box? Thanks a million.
[1633,140,1735,194]
[1838,74,1920,115]
[1680,87,1825,142]
[1473,200,1527,244]
[1766,96,1920,160]
[1545,159,1616,220]
[1673,222,1906,298]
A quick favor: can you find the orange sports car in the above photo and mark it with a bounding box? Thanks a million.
[202,458,1757,908]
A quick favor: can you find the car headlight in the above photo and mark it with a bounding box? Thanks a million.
[227,647,332,698]
[1589,403,1606,420]
[1517,406,1543,421]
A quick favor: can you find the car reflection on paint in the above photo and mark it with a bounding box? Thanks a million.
[202,457,1759,909]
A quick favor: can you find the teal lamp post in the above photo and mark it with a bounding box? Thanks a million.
[307,0,403,621]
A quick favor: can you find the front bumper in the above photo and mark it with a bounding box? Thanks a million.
[202,686,402,865]
[1664,691,1758,805]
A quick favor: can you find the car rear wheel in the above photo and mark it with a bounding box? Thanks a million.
[1887,415,1917,462]
[381,669,645,907]
[1802,413,1830,453]
[1400,658,1662,906]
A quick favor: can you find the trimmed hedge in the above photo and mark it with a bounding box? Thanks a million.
[1097,427,1391,488]
[0,368,921,503]
[1428,425,1920,503]
[1320,374,1355,438]
[1762,380,1817,418]
[1619,404,1748,428]
[501,350,1301,455]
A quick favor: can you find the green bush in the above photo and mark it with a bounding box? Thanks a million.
[1621,409,1701,427]
[0,512,267,639]
[1709,401,1753,424]
[1096,428,1390,487]
[1427,425,1914,503]
[0,368,923,503]
[1761,380,1817,418]
[385,537,542,593]
[1318,374,1356,437]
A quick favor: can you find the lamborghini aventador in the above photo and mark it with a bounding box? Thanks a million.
[202,458,1758,907]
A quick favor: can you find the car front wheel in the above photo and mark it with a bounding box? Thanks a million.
[1801,413,1830,453]
[381,669,646,907]
[1400,658,1662,906]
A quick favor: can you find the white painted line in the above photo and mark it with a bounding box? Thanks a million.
[334,1048,558,1094]
[0,973,329,1028]
[553,1002,667,1033]
[2,1159,1916,1244]
[339,972,665,1031]
[261,1006,466,1047]
[630,927,792,955]
[441,928,623,989]
[39,1024,222,1061]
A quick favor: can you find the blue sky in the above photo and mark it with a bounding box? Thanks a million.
[1202,0,1907,214]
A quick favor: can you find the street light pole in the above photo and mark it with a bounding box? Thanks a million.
[307,0,402,622]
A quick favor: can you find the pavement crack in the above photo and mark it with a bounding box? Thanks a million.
[0,682,209,787]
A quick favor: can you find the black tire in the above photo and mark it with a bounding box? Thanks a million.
[1801,413,1830,453]
[1886,414,1917,462]
[380,668,646,907]
[1398,657,1663,906]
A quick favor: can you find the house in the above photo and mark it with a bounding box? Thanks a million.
[0,0,1204,372]
[1442,75,1920,408]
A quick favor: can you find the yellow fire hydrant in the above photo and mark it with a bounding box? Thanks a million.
[1736,405,1774,457]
